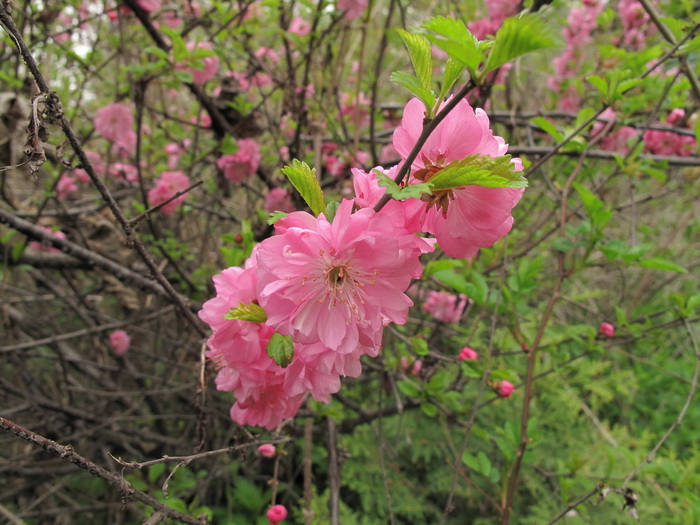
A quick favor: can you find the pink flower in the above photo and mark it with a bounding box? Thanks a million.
[393,97,524,258]
[264,188,295,213]
[57,174,78,199]
[423,291,467,324]
[256,199,424,356]
[288,16,310,36]
[217,138,261,183]
[495,380,514,398]
[109,163,139,183]
[266,505,288,522]
[94,102,133,142]
[29,227,66,253]
[258,444,277,458]
[199,260,305,430]
[147,171,190,215]
[175,42,219,85]
[600,322,615,338]
[411,360,423,376]
[459,347,478,360]
[136,0,160,12]
[109,330,131,356]
[337,0,368,20]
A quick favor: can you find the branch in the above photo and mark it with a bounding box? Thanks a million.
[0,417,207,525]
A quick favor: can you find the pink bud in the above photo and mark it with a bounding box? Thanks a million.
[600,322,615,338]
[258,444,276,458]
[495,380,514,398]
[411,360,423,376]
[459,347,478,360]
[266,504,288,522]
[400,356,410,372]
[109,330,130,356]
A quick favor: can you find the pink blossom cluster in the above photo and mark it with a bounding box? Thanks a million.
[423,291,467,324]
[337,0,368,21]
[147,171,191,215]
[467,0,519,39]
[29,227,66,253]
[643,109,697,157]
[591,108,637,153]
[217,138,262,183]
[618,0,656,50]
[94,102,137,153]
[547,1,603,110]
[201,97,524,428]
[175,41,219,86]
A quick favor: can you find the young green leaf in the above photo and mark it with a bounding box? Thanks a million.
[375,171,432,200]
[281,159,325,216]
[224,303,268,323]
[324,201,339,223]
[396,28,433,91]
[267,211,288,225]
[439,58,466,100]
[531,116,563,142]
[390,71,436,111]
[423,16,483,72]
[482,14,559,75]
[266,333,295,368]
[428,155,528,190]
[638,257,688,273]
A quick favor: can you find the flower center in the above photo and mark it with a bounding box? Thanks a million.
[413,153,455,218]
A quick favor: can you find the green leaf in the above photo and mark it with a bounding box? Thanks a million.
[530,116,563,142]
[439,58,466,100]
[266,333,295,368]
[396,28,433,91]
[483,14,559,74]
[267,211,288,225]
[638,257,688,273]
[224,303,268,323]
[281,159,325,216]
[411,337,429,356]
[390,71,436,111]
[423,16,483,72]
[587,75,609,99]
[467,273,488,305]
[324,201,339,223]
[433,269,470,296]
[375,170,432,200]
[221,135,239,155]
[461,360,482,379]
[428,155,528,190]
[427,371,451,392]
[420,402,438,417]
[398,380,421,397]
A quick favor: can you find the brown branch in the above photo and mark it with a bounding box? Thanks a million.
[546,483,606,525]
[0,417,207,525]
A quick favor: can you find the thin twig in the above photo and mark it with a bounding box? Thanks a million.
[546,483,606,525]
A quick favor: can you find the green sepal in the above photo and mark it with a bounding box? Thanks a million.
[266,333,295,368]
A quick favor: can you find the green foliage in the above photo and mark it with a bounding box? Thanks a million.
[266,333,295,368]
[428,155,528,190]
[281,160,325,216]
[223,303,268,322]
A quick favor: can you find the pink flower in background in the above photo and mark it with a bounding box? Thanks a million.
[266,505,288,523]
[29,227,66,253]
[411,360,423,376]
[264,188,295,213]
[112,129,137,158]
[459,347,478,360]
[217,138,261,182]
[176,42,219,85]
[600,322,615,338]
[288,16,311,36]
[256,199,423,356]
[147,171,190,215]
[495,380,514,398]
[393,97,524,259]
[257,444,277,458]
[109,330,131,356]
[94,102,133,142]
[136,0,160,12]
[337,0,368,20]
[109,162,139,183]
[423,291,467,324]
[57,174,78,199]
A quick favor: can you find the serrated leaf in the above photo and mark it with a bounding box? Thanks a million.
[398,380,421,397]
[483,14,559,74]
[423,17,483,72]
[266,333,295,368]
[638,257,688,273]
[428,155,528,190]
[439,58,465,100]
[433,269,470,295]
[221,135,238,155]
[324,201,339,223]
[659,17,686,42]
[420,402,438,417]
[461,360,482,378]
[390,71,436,111]
[281,159,325,216]
[396,28,433,91]
[375,171,432,200]
[587,75,609,98]
[223,303,268,322]
[267,211,288,225]
[411,337,429,356]
[531,116,563,142]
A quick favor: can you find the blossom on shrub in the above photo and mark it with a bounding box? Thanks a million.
[423,291,467,324]
[57,174,79,199]
[256,199,424,355]
[147,171,190,215]
[264,188,295,213]
[337,0,368,20]
[29,227,66,253]
[459,347,479,360]
[175,41,219,85]
[109,330,131,356]
[94,102,133,143]
[266,504,288,523]
[257,444,277,458]
[495,380,514,398]
[600,322,615,338]
[393,97,524,259]
[217,138,261,182]
[288,16,310,36]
